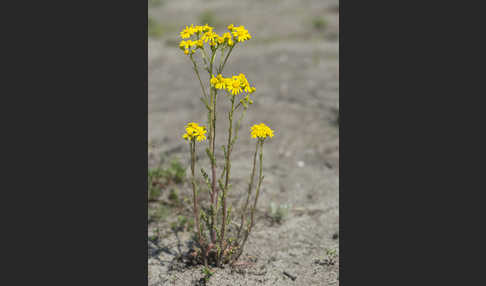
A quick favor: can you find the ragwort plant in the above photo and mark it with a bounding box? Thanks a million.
[179,24,274,267]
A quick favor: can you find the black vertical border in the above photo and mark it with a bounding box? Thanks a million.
[1,0,149,284]
[339,0,486,284]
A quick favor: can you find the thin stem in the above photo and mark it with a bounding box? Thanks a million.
[190,141,197,232]
[208,50,218,244]
[237,140,259,241]
[189,55,208,100]
[218,46,226,72]
[190,140,206,265]
[250,140,265,231]
[236,139,264,261]
[218,45,234,74]
[231,107,246,145]
[218,94,236,266]
[195,33,210,71]
[201,47,211,72]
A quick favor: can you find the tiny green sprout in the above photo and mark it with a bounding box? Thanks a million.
[169,159,185,183]
[149,234,157,243]
[201,266,214,282]
[269,203,291,225]
[149,227,161,243]
[315,247,338,266]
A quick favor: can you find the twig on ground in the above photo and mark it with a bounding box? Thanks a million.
[283,271,297,281]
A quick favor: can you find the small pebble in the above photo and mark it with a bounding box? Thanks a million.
[297,161,305,168]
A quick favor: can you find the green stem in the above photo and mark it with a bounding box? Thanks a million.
[231,107,246,146]
[190,55,209,100]
[218,94,236,265]
[218,46,226,73]
[250,140,265,231]
[236,139,264,261]
[218,45,234,74]
[190,140,206,266]
[208,50,218,244]
[198,37,210,72]
[237,140,259,241]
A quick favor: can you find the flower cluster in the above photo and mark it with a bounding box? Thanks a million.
[210,73,256,96]
[250,123,274,139]
[179,24,250,55]
[180,24,212,39]
[228,24,252,42]
[182,122,207,142]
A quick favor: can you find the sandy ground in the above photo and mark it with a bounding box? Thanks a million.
[148,0,339,284]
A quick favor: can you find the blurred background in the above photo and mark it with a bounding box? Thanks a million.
[148,0,339,284]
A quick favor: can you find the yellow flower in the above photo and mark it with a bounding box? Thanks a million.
[180,25,195,39]
[195,39,204,48]
[227,24,234,31]
[202,31,218,43]
[217,36,225,45]
[231,25,251,42]
[180,40,194,55]
[222,32,234,46]
[238,73,250,92]
[196,133,207,142]
[210,74,227,90]
[210,75,218,86]
[224,77,233,88]
[194,25,205,34]
[182,122,207,142]
[226,76,243,95]
[179,40,192,50]
[237,73,256,93]
[202,24,213,32]
[223,32,232,40]
[250,123,274,139]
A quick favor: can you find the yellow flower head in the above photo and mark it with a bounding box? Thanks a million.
[202,24,213,32]
[217,35,225,45]
[231,25,251,42]
[226,76,243,95]
[221,32,234,46]
[194,25,205,34]
[180,25,195,39]
[223,32,232,40]
[195,39,204,48]
[238,73,247,82]
[237,73,256,93]
[202,30,218,43]
[182,122,207,142]
[251,123,274,139]
[210,74,227,90]
[238,73,252,93]
[179,40,192,50]
[180,40,194,55]
[227,24,234,31]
